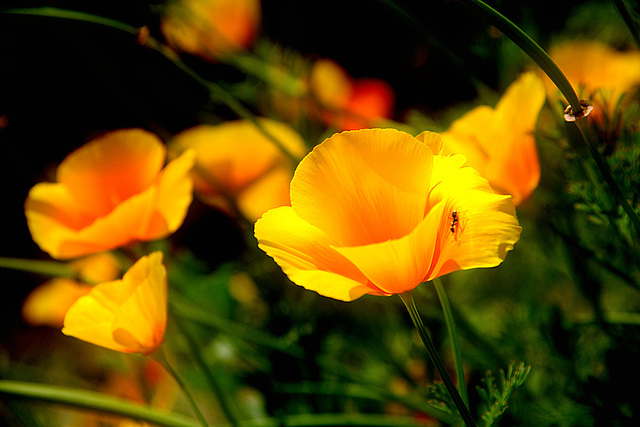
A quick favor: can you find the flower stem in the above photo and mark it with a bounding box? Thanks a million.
[399,292,476,427]
[2,7,301,164]
[0,379,198,427]
[0,256,74,278]
[151,345,209,427]
[171,312,242,427]
[457,0,582,115]
[433,278,468,408]
[612,0,640,51]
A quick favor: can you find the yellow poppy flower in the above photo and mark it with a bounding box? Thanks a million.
[546,40,640,108]
[62,251,167,355]
[161,0,260,60]
[254,128,521,301]
[442,72,545,206]
[22,252,122,327]
[25,129,196,260]
[168,119,306,222]
[310,59,395,131]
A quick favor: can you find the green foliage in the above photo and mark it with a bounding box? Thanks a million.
[477,362,531,426]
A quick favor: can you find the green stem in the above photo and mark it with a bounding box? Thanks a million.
[457,0,582,114]
[0,257,74,278]
[433,278,468,408]
[0,379,199,427]
[612,0,640,51]
[399,292,476,427]
[169,294,304,358]
[3,7,301,164]
[171,313,241,427]
[151,346,209,427]
[571,118,640,237]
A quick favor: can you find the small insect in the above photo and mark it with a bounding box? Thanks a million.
[450,209,459,233]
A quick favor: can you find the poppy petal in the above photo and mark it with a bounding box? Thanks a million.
[290,128,433,247]
[255,206,379,301]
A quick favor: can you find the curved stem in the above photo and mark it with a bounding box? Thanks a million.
[3,7,301,164]
[0,257,74,278]
[0,379,198,427]
[612,0,640,51]
[458,0,582,113]
[171,313,241,427]
[151,346,209,427]
[571,119,640,237]
[399,292,476,427]
[433,278,468,408]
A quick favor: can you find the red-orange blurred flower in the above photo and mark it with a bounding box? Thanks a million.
[25,129,195,260]
[310,59,394,130]
[442,72,545,206]
[161,0,260,60]
[169,119,306,222]
[22,252,122,327]
[255,129,521,301]
[63,251,167,355]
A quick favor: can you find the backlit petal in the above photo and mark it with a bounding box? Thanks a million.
[22,278,92,327]
[291,128,433,246]
[333,202,446,294]
[426,155,522,279]
[57,129,165,219]
[255,207,379,301]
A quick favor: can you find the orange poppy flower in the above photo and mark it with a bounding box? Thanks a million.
[22,252,122,327]
[546,40,640,110]
[441,72,545,206]
[25,129,196,260]
[62,251,167,355]
[161,0,260,60]
[168,119,307,222]
[254,128,521,301]
[310,59,394,130]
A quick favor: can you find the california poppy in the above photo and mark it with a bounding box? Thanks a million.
[310,59,394,131]
[254,128,521,301]
[169,119,306,222]
[25,129,195,259]
[161,0,260,60]
[22,252,122,327]
[62,251,167,355]
[442,72,545,206]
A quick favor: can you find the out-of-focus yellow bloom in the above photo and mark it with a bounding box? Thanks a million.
[62,251,167,355]
[255,129,521,301]
[22,252,122,327]
[169,119,306,222]
[310,59,394,131]
[546,40,640,108]
[22,279,92,327]
[442,72,545,206]
[25,129,195,260]
[161,0,260,60]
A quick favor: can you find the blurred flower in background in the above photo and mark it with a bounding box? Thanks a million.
[442,72,546,206]
[545,40,640,151]
[24,129,196,259]
[310,58,395,130]
[255,129,521,301]
[62,251,167,355]
[169,118,306,222]
[22,252,122,327]
[161,0,261,60]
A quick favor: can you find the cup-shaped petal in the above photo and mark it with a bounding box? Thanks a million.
[161,0,261,60]
[442,72,545,205]
[255,128,521,301]
[62,252,167,355]
[169,119,306,221]
[25,129,195,259]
